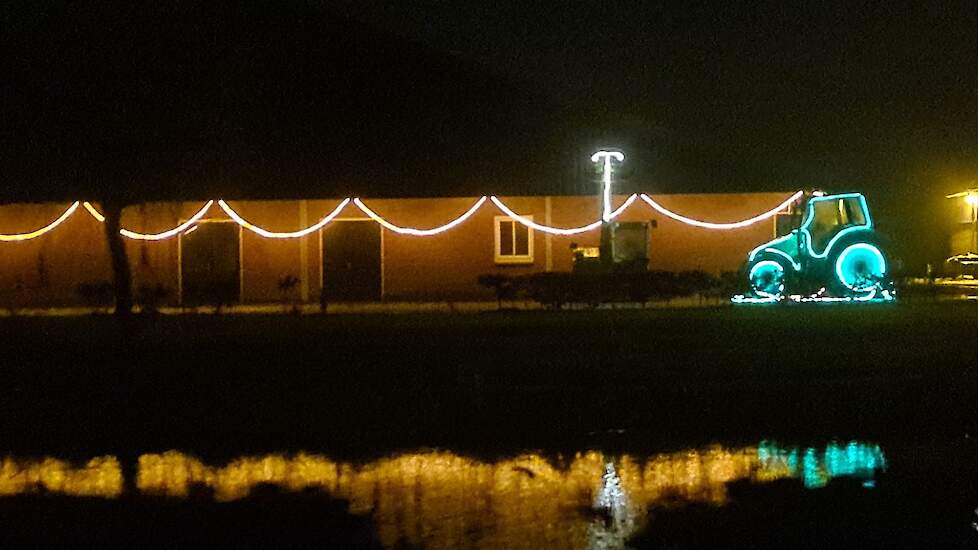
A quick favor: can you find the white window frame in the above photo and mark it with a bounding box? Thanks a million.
[494,215,534,264]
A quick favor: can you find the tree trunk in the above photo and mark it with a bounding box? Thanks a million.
[102,201,133,316]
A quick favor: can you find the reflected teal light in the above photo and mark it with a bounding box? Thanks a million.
[786,448,799,477]
[756,441,885,490]
[803,448,825,488]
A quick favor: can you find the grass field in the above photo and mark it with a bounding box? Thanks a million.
[0,301,974,459]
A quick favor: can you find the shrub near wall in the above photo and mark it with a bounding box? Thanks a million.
[477,271,721,309]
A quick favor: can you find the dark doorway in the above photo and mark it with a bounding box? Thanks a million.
[180,222,240,305]
[322,221,382,301]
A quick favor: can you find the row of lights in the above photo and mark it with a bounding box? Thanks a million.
[0,192,802,242]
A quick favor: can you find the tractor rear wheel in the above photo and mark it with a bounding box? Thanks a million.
[831,242,887,296]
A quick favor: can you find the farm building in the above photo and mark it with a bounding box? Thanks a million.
[0,191,797,307]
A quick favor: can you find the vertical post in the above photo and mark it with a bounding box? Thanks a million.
[964,192,978,254]
[590,150,624,222]
[544,196,553,272]
[299,200,309,302]
[590,151,625,267]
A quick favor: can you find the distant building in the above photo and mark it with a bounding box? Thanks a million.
[945,190,978,275]
[0,193,793,307]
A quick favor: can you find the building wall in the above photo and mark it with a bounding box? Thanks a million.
[0,203,111,307]
[949,226,976,257]
[0,192,791,306]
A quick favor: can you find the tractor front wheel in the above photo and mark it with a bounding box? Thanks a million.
[748,259,787,297]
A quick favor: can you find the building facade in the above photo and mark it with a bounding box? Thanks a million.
[0,192,794,307]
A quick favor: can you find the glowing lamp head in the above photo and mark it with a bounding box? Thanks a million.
[590,150,624,164]
[965,193,978,206]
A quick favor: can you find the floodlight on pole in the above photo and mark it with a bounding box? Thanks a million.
[590,150,625,222]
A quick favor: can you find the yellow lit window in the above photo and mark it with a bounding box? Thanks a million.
[494,216,533,264]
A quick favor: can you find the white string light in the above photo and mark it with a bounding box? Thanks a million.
[639,191,803,230]
[607,194,639,219]
[489,194,637,235]
[733,287,891,304]
[219,199,351,238]
[84,201,215,240]
[8,191,807,243]
[353,197,486,236]
[0,202,80,242]
[81,202,106,222]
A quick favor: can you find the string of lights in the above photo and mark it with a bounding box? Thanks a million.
[3,192,803,242]
[489,194,638,235]
[84,201,215,241]
[731,288,893,304]
[353,197,487,236]
[219,199,351,238]
[639,191,804,230]
[0,202,80,242]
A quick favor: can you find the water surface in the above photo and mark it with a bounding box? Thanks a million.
[1,441,886,548]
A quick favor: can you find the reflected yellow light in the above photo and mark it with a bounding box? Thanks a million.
[129,447,776,548]
[1,443,883,549]
[0,456,122,497]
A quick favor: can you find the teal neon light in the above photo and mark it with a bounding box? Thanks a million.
[799,193,873,259]
[748,260,784,281]
[747,234,802,271]
[738,192,892,303]
[749,260,785,298]
[748,233,793,263]
[835,243,886,292]
[762,247,801,271]
[756,441,886,490]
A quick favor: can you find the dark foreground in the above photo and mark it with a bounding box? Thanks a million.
[0,303,975,547]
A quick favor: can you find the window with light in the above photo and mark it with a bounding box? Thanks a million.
[494,216,533,264]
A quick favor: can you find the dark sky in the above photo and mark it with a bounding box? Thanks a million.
[328,1,978,265]
[329,2,977,186]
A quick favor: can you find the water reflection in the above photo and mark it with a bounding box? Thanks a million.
[0,456,122,497]
[0,442,885,549]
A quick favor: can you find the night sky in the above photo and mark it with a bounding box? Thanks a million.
[331,2,978,267]
[332,3,977,188]
[2,2,977,268]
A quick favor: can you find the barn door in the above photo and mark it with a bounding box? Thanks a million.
[322,221,381,301]
[180,221,241,305]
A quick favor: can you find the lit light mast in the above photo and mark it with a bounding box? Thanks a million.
[590,150,625,222]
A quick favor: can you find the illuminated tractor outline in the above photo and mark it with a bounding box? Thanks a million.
[745,192,892,299]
